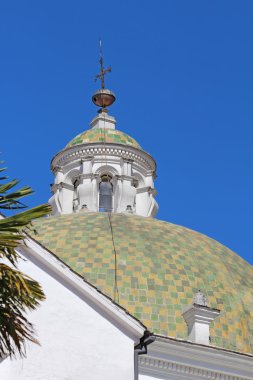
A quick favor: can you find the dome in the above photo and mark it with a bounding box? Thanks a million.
[31,212,253,355]
[66,128,142,149]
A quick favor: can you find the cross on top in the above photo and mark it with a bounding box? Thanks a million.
[95,39,111,89]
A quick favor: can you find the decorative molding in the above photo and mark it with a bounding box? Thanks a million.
[95,165,119,177]
[52,165,63,174]
[136,186,150,194]
[139,356,251,380]
[139,337,253,380]
[51,182,74,192]
[136,186,157,195]
[132,162,153,178]
[51,143,156,173]
[79,173,96,180]
[67,171,81,184]
[81,155,94,161]
[115,174,135,182]
[149,187,157,196]
[122,158,134,163]
[61,160,82,175]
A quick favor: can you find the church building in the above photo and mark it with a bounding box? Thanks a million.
[0,52,252,379]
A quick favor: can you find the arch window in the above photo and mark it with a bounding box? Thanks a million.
[72,178,79,212]
[99,175,113,212]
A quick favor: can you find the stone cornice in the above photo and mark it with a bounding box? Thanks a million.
[51,182,74,193]
[183,304,220,326]
[122,157,134,164]
[139,337,253,380]
[51,142,156,173]
[115,174,135,182]
[52,165,63,174]
[136,186,157,196]
[81,155,94,162]
[139,356,252,380]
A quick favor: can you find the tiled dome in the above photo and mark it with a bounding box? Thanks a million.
[66,128,141,149]
[31,213,253,355]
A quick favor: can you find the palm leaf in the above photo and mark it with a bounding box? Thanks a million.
[0,165,51,358]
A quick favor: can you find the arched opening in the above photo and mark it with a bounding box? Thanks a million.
[72,178,79,212]
[99,175,113,212]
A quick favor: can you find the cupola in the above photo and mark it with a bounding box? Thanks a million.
[49,44,158,218]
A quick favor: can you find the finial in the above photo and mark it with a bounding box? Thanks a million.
[193,290,208,307]
[183,291,220,345]
[92,39,116,112]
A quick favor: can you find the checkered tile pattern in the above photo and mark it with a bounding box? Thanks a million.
[31,213,253,355]
[66,128,141,149]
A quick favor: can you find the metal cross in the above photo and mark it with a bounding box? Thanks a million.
[95,39,111,89]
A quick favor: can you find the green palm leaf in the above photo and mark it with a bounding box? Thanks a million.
[0,165,51,358]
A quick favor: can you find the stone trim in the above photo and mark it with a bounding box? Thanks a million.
[52,165,63,174]
[115,174,135,182]
[51,143,156,173]
[139,337,253,380]
[122,158,134,164]
[79,173,99,180]
[136,186,150,194]
[81,155,94,161]
[95,165,119,177]
[51,182,74,193]
[139,356,251,380]
[136,186,157,195]
[149,187,157,196]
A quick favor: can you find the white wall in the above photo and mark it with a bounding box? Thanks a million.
[0,256,136,380]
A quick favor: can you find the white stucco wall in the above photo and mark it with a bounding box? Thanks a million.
[0,255,137,380]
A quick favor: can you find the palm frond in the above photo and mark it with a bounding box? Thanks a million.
[0,165,51,358]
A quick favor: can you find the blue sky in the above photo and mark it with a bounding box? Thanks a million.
[0,1,252,264]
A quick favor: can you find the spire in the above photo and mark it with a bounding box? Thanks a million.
[92,39,116,113]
